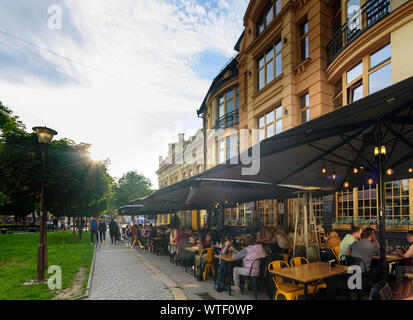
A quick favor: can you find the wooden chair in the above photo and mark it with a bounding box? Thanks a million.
[268,260,304,300]
[332,246,340,263]
[195,248,215,281]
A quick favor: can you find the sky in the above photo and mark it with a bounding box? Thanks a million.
[0,0,249,187]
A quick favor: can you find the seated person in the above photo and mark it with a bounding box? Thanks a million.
[203,233,215,248]
[318,226,328,249]
[274,229,289,250]
[257,226,272,242]
[349,228,380,274]
[325,231,341,250]
[394,231,413,298]
[215,237,235,291]
[232,234,266,291]
[339,226,363,261]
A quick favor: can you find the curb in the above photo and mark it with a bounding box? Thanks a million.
[71,242,97,300]
[127,243,188,300]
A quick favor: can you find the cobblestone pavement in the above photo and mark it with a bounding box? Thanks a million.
[88,234,174,300]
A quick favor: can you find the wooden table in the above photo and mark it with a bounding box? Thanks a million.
[373,254,403,263]
[269,262,348,299]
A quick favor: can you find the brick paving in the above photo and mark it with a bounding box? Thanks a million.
[88,234,174,300]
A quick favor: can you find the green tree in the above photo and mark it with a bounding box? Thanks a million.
[107,171,153,213]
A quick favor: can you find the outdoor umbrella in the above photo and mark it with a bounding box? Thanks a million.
[196,75,413,278]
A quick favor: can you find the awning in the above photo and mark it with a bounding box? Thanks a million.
[199,75,413,190]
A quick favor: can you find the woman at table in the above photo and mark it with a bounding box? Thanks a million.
[326,231,341,250]
[394,231,413,298]
[232,234,266,291]
[257,226,272,242]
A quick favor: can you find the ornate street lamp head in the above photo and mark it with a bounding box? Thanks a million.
[32,126,58,145]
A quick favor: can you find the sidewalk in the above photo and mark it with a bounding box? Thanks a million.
[133,246,270,300]
[88,235,174,300]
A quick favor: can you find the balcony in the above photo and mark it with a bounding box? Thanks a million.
[215,110,239,130]
[327,0,390,65]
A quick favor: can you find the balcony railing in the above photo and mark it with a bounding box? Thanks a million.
[327,0,390,65]
[215,110,239,130]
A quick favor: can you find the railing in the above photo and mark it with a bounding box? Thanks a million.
[215,110,239,129]
[327,0,390,65]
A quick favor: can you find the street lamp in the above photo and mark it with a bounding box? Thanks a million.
[33,126,57,281]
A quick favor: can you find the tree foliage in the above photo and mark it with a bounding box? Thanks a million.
[0,101,111,219]
[107,171,153,213]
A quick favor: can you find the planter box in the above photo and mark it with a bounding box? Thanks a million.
[355,224,377,230]
[332,224,352,230]
[386,226,409,232]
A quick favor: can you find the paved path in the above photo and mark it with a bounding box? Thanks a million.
[88,235,174,300]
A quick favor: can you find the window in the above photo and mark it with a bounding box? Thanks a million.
[226,135,238,160]
[313,197,323,226]
[385,180,410,221]
[256,0,282,37]
[217,87,239,128]
[346,61,363,104]
[337,189,354,220]
[358,185,378,220]
[258,106,284,141]
[333,79,343,110]
[300,93,310,123]
[369,44,392,94]
[341,44,392,106]
[218,139,225,164]
[257,199,276,226]
[258,40,282,90]
[299,20,309,62]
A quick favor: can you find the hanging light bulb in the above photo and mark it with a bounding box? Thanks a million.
[409,168,413,173]
[374,147,379,156]
[322,166,326,174]
[368,178,374,185]
[353,168,359,174]
[344,182,350,188]
[386,168,394,176]
[332,173,336,180]
[381,145,387,155]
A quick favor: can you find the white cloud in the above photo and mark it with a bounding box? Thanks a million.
[0,0,249,187]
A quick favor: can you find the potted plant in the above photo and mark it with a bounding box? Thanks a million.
[385,219,408,232]
[355,218,377,230]
[332,218,353,230]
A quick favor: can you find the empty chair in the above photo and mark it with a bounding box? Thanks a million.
[268,260,304,300]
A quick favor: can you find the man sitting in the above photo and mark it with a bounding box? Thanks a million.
[394,231,413,298]
[339,226,363,261]
[349,228,380,276]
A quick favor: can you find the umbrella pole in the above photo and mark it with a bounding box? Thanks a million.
[377,122,387,280]
[378,151,387,280]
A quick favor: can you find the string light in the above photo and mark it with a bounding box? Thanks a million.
[368,178,374,185]
[344,182,350,188]
[386,168,393,176]
[353,168,358,174]
[322,167,326,174]
[409,168,413,173]
[332,173,336,180]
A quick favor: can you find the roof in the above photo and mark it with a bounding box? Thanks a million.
[196,56,239,116]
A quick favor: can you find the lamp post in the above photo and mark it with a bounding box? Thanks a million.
[33,126,58,281]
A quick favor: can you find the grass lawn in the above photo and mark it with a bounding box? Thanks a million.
[0,230,94,300]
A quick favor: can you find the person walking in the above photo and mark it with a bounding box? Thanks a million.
[90,217,99,246]
[109,218,119,245]
[126,226,132,248]
[98,218,107,245]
